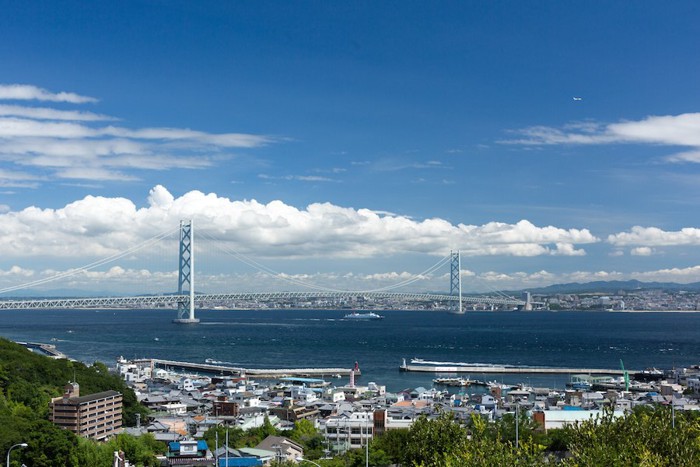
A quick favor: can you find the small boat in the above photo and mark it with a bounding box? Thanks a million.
[343,312,384,320]
[633,368,665,382]
[433,377,473,387]
[487,380,515,390]
[569,380,592,391]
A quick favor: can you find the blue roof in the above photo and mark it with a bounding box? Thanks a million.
[168,440,209,452]
[219,458,263,467]
[279,377,326,384]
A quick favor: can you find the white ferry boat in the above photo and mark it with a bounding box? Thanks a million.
[343,312,384,320]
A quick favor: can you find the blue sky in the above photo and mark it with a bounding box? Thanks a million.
[1,1,700,294]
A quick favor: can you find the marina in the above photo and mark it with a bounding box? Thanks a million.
[433,377,483,387]
[2,308,698,393]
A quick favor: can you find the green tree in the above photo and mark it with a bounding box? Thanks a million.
[402,413,469,467]
[372,428,409,465]
[287,418,326,459]
[562,405,700,466]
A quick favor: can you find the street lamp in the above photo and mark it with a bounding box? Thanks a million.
[271,443,282,465]
[6,443,27,467]
[296,457,322,467]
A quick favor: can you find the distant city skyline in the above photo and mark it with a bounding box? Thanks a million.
[1,1,700,294]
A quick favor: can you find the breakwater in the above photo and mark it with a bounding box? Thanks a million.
[148,358,358,379]
[17,341,67,359]
[400,362,628,375]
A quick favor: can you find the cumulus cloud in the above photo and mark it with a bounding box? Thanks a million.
[632,265,700,283]
[466,266,700,291]
[7,262,700,295]
[503,113,700,163]
[0,84,274,183]
[0,186,599,264]
[552,243,586,256]
[608,226,700,247]
[0,265,34,277]
[630,247,654,256]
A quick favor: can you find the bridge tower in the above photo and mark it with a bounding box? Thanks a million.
[173,220,199,324]
[450,250,463,313]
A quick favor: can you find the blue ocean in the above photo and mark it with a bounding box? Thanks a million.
[1,309,698,391]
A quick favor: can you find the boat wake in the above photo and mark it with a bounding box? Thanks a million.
[205,358,237,366]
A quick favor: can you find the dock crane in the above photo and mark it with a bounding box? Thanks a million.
[620,359,630,391]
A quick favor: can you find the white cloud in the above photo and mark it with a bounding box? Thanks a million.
[0,265,34,277]
[468,266,700,290]
[0,84,98,103]
[258,174,337,183]
[608,226,700,247]
[7,262,700,295]
[54,167,140,181]
[607,113,700,147]
[503,113,700,163]
[0,84,274,182]
[632,265,700,283]
[0,186,599,264]
[665,150,700,163]
[0,117,270,147]
[0,168,43,188]
[0,104,114,121]
[551,243,586,256]
[630,247,654,256]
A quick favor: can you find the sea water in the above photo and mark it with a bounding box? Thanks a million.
[1,308,698,391]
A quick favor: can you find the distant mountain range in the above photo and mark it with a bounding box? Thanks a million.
[521,280,700,295]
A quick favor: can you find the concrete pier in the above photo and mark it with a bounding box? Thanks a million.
[149,358,358,379]
[17,341,67,359]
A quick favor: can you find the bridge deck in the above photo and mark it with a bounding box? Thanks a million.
[0,292,525,310]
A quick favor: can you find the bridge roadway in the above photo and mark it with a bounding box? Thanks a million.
[0,291,525,310]
[148,358,357,378]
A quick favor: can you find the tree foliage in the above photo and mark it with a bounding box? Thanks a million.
[0,337,156,466]
[562,405,700,466]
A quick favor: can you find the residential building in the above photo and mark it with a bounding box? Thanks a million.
[49,382,122,441]
[255,435,304,464]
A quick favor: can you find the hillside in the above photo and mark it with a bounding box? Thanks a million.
[0,337,157,466]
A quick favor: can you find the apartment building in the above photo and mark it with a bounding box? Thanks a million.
[49,382,123,441]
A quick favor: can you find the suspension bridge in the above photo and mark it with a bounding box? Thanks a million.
[0,221,529,320]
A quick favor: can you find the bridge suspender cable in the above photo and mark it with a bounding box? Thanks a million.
[0,225,182,295]
[198,230,452,294]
